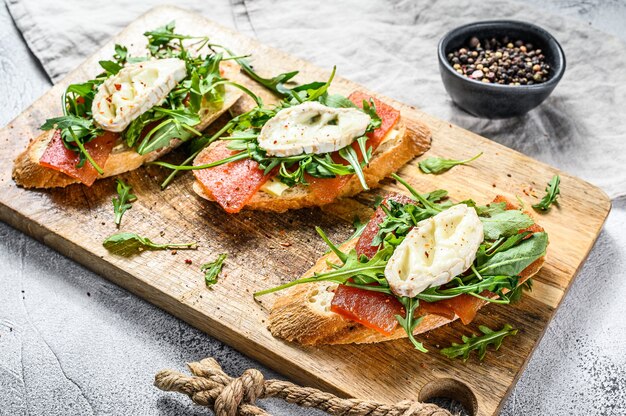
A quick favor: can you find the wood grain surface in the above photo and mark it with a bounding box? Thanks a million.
[0,6,610,416]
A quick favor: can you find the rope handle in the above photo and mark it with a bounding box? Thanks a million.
[155,357,452,416]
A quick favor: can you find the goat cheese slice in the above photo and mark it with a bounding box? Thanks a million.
[384,204,484,298]
[257,102,371,157]
[92,58,187,132]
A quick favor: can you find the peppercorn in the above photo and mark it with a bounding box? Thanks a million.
[447,35,550,85]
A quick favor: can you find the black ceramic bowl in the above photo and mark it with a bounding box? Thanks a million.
[438,20,566,118]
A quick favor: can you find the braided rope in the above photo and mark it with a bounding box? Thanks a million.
[155,357,452,416]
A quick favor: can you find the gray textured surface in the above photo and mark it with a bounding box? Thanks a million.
[0,1,625,415]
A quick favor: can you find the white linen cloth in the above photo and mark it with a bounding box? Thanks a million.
[6,0,626,199]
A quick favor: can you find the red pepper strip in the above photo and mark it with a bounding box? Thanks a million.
[307,92,401,204]
[39,130,117,186]
[193,141,272,213]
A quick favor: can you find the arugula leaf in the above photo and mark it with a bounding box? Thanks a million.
[361,98,382,132]
[143,21,196,57]
[136,118,196,155]
[370,182,449,247]
[103,232,196,256]
[40,115,104,173]
[113,44,128,64]
[99,60,122,76]
[416,275,519,303]
[254,244,394,297]
[233,56,298,97]
[112,179,137,227]
[201,253,227,287]
[475,202,507,217]
[485,231,532,257]
[480,210,534,240]
[419,152,483,174]
[395,297,427,352]
[478,232,548,277]
[319,94,358,108]
[440,324,518,361]
[532,175,560,211]
[507,278,533,304]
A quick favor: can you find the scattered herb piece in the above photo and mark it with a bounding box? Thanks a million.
[103,232,196,256]
[419,152,483,174]
[112,179,137,227]
[440,324,518,361]
[532,175,560,211]
[201,254,228,287]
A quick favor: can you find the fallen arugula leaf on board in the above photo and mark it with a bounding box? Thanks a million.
[419,152,483,174]
[201,254,228,287]
[103,232,196,256]
[440,324,518,361]
[112,179,137,227]
[533,175,561,211]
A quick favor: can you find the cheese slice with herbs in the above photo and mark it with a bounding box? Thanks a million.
[257,102,370,157]
[384,204,484,298]
[92,58,187,132]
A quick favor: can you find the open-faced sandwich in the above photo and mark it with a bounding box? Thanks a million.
[256,174,548,350]
[13,22,242,188]
[171,68,431,213]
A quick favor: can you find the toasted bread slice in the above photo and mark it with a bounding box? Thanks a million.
[192,118,431,212]
[12,62,243,189]
[267,197,545,346]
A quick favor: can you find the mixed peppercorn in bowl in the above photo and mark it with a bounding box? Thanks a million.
[438,20,566,118]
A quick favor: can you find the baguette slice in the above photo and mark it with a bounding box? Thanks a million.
[12,61,243,189]
[268,196,545,346]
[193,118,431,213]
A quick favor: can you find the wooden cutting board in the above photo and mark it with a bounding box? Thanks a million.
[0,6,611,416]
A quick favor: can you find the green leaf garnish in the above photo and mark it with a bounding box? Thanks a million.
[103,232,196,256]
[395,297,427,352]
[532,175,560,211]
[440,324,518,361]
[112,179,137,227]
[419,152,483,174]
[99,60,122,76]
[475,202,507,217]
[201,253,227,287]
[40,114,104,173]
[480,210,534,240]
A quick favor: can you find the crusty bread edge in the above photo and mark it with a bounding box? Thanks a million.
[192,118,432,212]
[267,197,546,346]
[12,61,243,189]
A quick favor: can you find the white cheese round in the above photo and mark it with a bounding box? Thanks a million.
[257,102,371,157]
[92,58,187,132]
[384,204,484,298]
